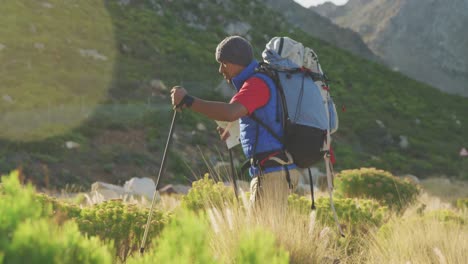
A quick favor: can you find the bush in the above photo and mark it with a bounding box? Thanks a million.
[76,200,169,262]
[288,194,388,234]
[424,209,466,225]
[0,171,113,264]
[4,220,112,264]
[456,198,468,210]
[0,171,51,250]
[127,209,218,264]
[35,193,82,220]
[181,174,236,212]
[234,228,289,264]
[335,168,420,213]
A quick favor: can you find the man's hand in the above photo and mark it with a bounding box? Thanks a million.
[171,86,187,109]
[216,126,230,141]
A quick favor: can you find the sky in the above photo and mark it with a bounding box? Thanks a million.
[293,0,349,8]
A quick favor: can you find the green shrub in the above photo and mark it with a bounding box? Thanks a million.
[0,171,113,264]
[0,171,50,250]
[35,193,82,220]
[335,168,420,213]
[181,174,236,212]
[127,209,218,264]
[288,194,388,234]
[234,228,289,264]
[76,200,169,262]
[424,209,465,225]
[456,198,468,210]
[3,219,112,264]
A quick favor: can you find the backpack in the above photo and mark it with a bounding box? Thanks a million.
[254,36,339,168]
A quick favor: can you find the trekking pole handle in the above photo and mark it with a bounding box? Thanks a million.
[140,109,178,254]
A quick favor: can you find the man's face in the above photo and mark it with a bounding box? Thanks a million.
[218,61,243,82]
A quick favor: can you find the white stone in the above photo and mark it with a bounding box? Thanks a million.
[2,94,13,103]
[0,43,5,51]
[399,135,409,149]
[150,79,167,91]
[91,182,126,200]
[124,177,158,200]
[460,147,468,157]
[196,123,206,131]
[41,2,54,8]
[224,21,252,35]
[78,49,108,61]
[34,43,45,50]
[376,119,385,128]
[65,141,80,149]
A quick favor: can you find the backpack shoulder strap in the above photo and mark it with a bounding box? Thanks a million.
[250,112,284,145]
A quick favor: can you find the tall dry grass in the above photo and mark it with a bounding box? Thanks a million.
[363,213,467,264]
[206,190,346,264]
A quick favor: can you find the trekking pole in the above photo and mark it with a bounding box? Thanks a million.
[228,148,239,201]
[140,110,177,254]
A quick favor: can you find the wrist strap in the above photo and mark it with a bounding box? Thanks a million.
[177,94,195,108]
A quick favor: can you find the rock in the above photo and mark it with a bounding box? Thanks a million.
[2,94,13,103]
[78,49,108,61]
[159,184,191,195]
[196,123,206,131]
[120,43,131,53]
[159,184,177,195]
[118,0,131,6]
[399,135,409,149]
[224,21,251,35]
[41,2,54,8]
[0,43,5,51]
[34,42,45,50]
[460,147,468,157]
[91,182,126,200]
[375,119,385,128]
[401,174,420,184]
[65,141,80,149]
[172,184,191,195]
[123,177,158,200]
[299,167,324,186]
[150,79,167,91]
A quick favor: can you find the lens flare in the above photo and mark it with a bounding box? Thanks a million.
[0,0,116,141]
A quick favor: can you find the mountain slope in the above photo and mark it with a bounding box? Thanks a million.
[264,0,380,63]
[0,0,467,188]
[312,0,468,97]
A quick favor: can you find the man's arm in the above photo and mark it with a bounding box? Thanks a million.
[171,86,247,122]
[191,99,247,122]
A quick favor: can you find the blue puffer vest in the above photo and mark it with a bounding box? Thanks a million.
[231,60,297,176]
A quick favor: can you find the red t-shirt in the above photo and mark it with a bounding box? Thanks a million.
[230,77,270,115]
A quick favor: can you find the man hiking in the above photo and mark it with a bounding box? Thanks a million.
[171,35,301,209]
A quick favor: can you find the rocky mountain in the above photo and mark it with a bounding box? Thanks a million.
[312,0,468,97]
[264,0,380,62]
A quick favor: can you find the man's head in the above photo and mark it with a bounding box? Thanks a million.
[215,36,253,81]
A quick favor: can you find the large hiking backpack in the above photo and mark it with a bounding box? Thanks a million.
[255,36,338,168]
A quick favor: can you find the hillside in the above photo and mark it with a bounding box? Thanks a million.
[264,0,380,63]
[0,0,467,189]
[312,0,468,97]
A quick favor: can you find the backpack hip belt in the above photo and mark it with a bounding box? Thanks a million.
[241,149,292,174]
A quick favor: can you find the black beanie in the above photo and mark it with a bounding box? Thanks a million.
[215,36,253,66]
